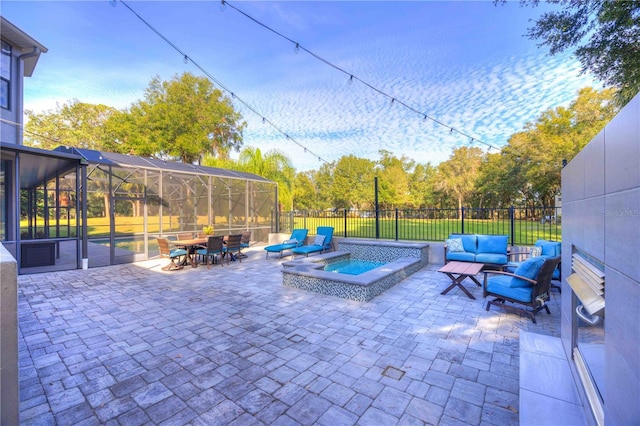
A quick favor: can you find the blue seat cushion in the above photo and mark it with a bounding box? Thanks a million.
[477,235,508,255]
[446,251,476,262]
[486,275,533,303]
[196,248,221,256]
[475,253,507,265]
[511,256,545,288]
[264,243,298,253]
[291,245,325,255]
[170,248,187,257]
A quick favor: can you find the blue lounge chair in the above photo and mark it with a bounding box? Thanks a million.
[264,228,309,259]
[291,226,334,258]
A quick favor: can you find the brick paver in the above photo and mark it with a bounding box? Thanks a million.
[17,245,561,424]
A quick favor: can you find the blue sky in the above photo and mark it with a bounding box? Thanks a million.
[3,1,598,171]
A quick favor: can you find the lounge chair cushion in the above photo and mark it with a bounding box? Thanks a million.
[446,238,464,252]
[291,245,323,255]
[264,242,298,253]
[486,275,534,303]
[313,235,325,246]
[510,256,545,288]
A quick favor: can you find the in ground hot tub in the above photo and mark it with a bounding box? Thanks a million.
[281,239,429,301]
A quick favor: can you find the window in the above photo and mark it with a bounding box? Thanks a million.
[1,41,11,109]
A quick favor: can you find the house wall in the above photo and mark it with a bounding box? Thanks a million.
[0,36,24,145]
[561,93,640,425]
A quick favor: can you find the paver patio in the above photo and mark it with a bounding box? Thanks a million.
[17,245,561,425]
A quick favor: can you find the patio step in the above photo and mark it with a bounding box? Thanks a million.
[519,332,587,425]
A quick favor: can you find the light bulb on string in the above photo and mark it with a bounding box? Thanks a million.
[390,98,395,105]
[219,0,226,12]
[423,115,427,122]
[450,128,454,134]
[109,0,117,7]
[183,55,188,64]
[294,43,300,54]
[348,75,354,85]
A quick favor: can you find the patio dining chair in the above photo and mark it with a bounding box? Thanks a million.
[177,232,193,241]
[237,230,252,258]
[223,234,243,265]
[196,235,224,269]
[483,256,561,323]
[157,238,187,271]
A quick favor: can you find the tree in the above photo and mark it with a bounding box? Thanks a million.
[203,147,295,210]
[24,100,118,150]
[435,147,484,213]
[330,156,376,210]
[375,150,414,209]
[292,172,318,211]
[121,72,245,163]
[408,163,438,208]
[476,87,618,207]
[513,0,640,105]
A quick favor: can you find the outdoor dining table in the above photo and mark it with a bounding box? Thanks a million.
[172,238,207,267]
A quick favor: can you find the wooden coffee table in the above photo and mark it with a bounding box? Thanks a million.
[438,261,484,299]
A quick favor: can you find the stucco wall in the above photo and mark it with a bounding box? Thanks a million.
[561,93,640,425]
[0,243,19,424]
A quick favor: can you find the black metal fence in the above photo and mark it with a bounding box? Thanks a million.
[273,206,561,246]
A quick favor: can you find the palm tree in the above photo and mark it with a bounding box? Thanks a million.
[237,147,295,210]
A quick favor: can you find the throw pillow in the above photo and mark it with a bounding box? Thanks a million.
[530,246,542,257]
[510,256,546,288]
[313,234,326,246]
[283,238,297,244]
[446,238,464,252]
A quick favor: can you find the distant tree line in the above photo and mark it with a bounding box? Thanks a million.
[293,87,618,212]
[24,73,617,213]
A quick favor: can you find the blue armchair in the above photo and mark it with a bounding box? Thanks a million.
[484,256,561,323]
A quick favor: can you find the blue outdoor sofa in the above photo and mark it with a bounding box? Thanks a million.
[264,228,308,259]
[444,234,509,267]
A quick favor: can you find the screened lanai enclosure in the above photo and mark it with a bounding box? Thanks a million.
[6,146,276,274]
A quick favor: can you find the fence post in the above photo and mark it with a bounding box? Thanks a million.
[461,206,465,234]
[395,208,399,241]
[509,206,515,246]
[343,209,348,238]
[374,177,380,239]
[303,210,307,231]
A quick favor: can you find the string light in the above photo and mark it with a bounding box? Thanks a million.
[348,75,354,85]
[183,55,188,64]
[118,0,330,165]
[221,0,497,151]
[294,43,300,54]
[219,0,226,12]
